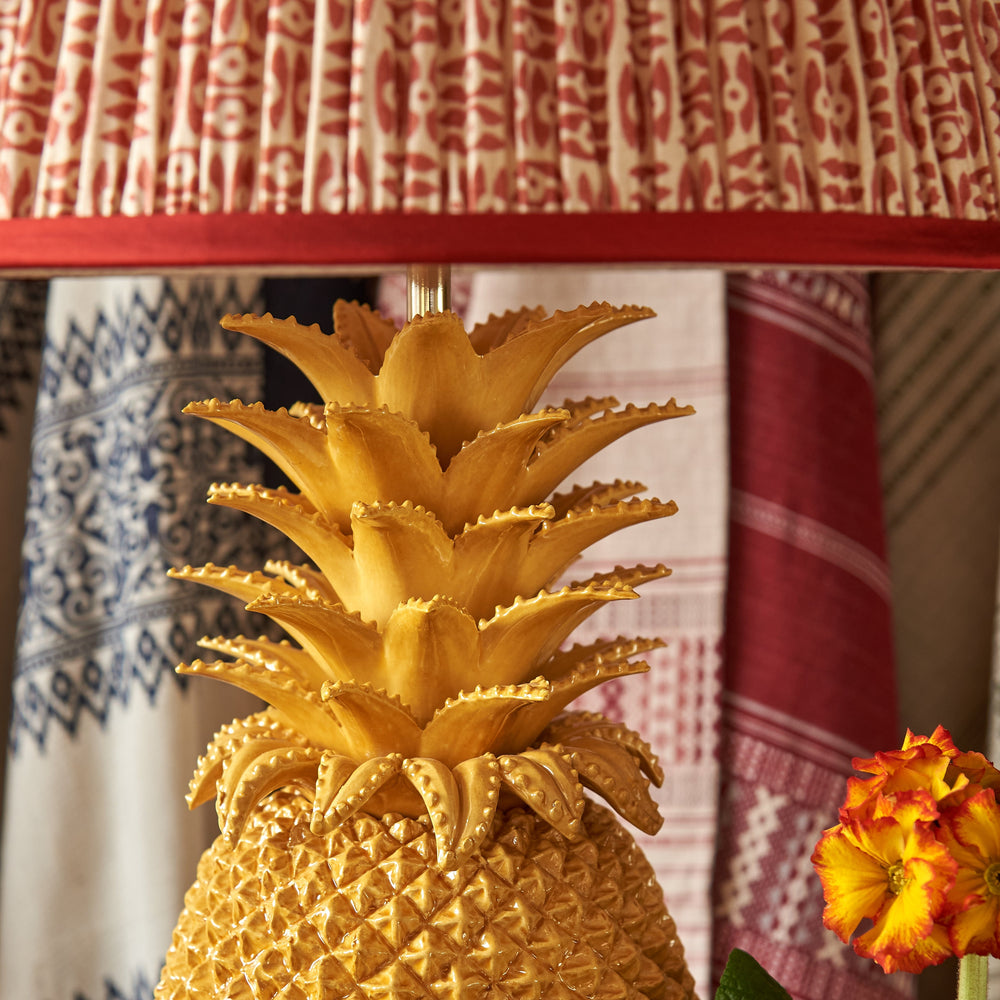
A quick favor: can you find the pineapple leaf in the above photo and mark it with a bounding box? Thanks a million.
[559,395,622,421]
[439,409,569,534]
[178,657,345,749]
[263,559,338,603]
[468,305,548,352]
[208,485,355,591]
[350,502,452,625]
[197,634,337,691]
[321,682,422,758]
[220,312,376,406]
[168,561,300,606]
[184,400,333,511]
[311,751,371,833]
[540,635,666,684]
[498,656,653,753]
[499,747,585,841]
[452,755,502,866]
[402,757,462,865]
[245,593,384,688]
[332,300,397,371]
[187,710,300,809]
[324,404,444,517]
[478,582,637,688]
[378,311,492,465]
[517,501,678,595]
[517,399,695,502]
[380,599,480,724]
[420,679,551,766]
[576,563,672,591]
[323,754,404,825]
[219,744,322,844]
[563,734,663,835]
[450,505,553,621]
[548,478,647,518]
[546,712,664,785]
[483,302,657,416]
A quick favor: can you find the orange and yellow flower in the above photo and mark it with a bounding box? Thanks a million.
[812,790,957,973]
[814,727,1000,977]
[841,741,959,821]
[940,788,1000,957]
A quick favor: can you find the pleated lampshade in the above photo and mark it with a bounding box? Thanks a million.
[1,0,999,271]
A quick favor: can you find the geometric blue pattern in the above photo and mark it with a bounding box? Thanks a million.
[9,277,284,754]
[73,968,156,1000]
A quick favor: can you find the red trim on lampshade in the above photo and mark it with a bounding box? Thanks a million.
[2,211,999,274]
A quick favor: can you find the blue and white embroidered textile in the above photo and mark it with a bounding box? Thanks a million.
[0,276,270,1000]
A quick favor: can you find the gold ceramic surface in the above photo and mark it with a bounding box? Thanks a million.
[156,302,698,999]
[159,792,696,1000]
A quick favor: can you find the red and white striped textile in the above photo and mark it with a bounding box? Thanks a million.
[714,271,905,999]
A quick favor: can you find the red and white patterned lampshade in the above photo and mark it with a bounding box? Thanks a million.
[1,0,999,272]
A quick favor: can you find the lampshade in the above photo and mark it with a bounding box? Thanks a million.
[1,0,999,273]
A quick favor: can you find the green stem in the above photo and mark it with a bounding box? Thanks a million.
[957,954,989,1000]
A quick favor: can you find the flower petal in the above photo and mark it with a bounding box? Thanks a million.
[812,825,891,940]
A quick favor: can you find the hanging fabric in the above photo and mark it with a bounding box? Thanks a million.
[715,271,905,999]
[0,276,269,999]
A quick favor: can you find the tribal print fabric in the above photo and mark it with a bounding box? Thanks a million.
[0,0,997,220]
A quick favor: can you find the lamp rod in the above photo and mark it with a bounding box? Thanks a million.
[407,264,451,319]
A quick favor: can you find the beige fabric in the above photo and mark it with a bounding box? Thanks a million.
[873,272,1000,754]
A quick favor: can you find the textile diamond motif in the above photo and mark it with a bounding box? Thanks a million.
[9,277,286,754]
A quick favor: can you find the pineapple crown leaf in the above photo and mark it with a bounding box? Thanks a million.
[467,304,547,352]
[521,506,677,593]
[420,679,551,765]
[549,479,648,516]
[219,744,322,844]
[186,400,332,505]
[287,400,326,428]
[179,657,345,749]
[176,298,683,857]
[561,738,662,835]
[495,657,653,753]
[542,635,667,681]
[401,754,502,868]
[331,299,397,370]
[320,681,422,757]
[220,311,376,405]
[207,482,318,515]
[498,748,586,840]
[315,753,405,828]
[472,503,555,526]
[574,563,673,591]
[310,751,361,833]
[559,395,622,421]
[167,562,303,607]
[548,713,664,786]
[451,755,502,862]
[513,400,694,504]
[187,709,299,808]
[262,559,337,602]
[197,633,336,691]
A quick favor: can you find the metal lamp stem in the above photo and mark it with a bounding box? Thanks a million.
[407,264,451,319]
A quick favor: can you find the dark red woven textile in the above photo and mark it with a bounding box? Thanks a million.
[712,272,907,1000]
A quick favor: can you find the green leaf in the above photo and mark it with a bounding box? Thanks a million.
[715,949,793,1000]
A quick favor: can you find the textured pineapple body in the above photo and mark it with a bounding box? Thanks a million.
[156,791,696,1000]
